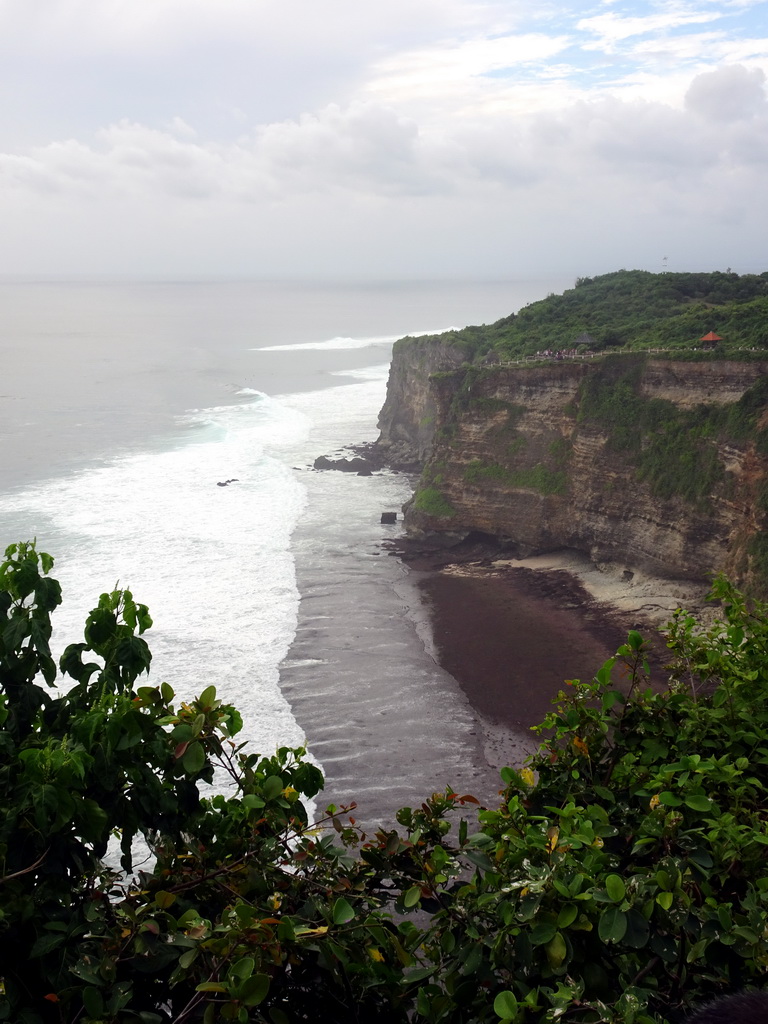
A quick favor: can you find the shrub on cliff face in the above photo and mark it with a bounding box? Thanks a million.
[412,486,456,518]
[2,543,768,1023]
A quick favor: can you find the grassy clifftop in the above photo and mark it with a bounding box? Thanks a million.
[400,269,768,361]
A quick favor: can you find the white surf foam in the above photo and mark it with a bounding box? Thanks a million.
[0,354,394,771]
[0,394,312,757]
[253,327,455,352]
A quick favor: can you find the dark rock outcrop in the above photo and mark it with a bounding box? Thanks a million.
[313,455,373,474]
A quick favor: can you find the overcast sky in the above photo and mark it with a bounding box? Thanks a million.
[1,0,766,280]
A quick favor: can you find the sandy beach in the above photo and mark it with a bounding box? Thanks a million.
[282,453,711,826]
[407,548,708,771]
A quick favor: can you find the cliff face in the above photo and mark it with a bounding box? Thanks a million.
[377,346,768,587]
[375,336,472,467]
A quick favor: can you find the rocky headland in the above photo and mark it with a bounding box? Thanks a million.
[376,341,768,606]
[364,337,768,763]
[309,272,768,778]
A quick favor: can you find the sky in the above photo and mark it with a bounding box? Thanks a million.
[0,0,767,280]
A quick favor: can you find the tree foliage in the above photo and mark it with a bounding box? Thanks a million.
[2,542,768,1023]
[404,270,768,362]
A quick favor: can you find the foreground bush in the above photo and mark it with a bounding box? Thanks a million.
[1,542,767,1023]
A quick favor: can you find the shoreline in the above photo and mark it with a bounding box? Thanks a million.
[300,449,712,812]
[396,546,708,771]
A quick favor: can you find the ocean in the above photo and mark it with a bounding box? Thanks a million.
[0,278,571,823]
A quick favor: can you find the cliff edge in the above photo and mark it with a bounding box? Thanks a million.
[376,341,768,592]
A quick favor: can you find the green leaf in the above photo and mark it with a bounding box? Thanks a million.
[530,921,557,946]
[79,798,109,842]
[238,974,269,1007]
[178,949,197,969]
[717,906,732,930]
[182,741,206,774]
[243,794,265,809]
[199,685,217,708]
[592,784,616,802]
[404,967,435,984]
[136,603,153,633]
[403,887,422,909]
[220,706,243,737]
[733,925,759,944]
[228,957,255,983]
[494,991,518,1019]
[623,909,650,949]
[658,791,682,807]
[557,904,578,929]
[115,635,152,676]
[594,658,616,685]
[29,932,66,958]
[687,938,708,962]
[627,630,643,650]
[605,874,626,903]
[684,793,713,812]
[463,849,493,872]
[83,987,104,1019]
[70,960,102,986]
[263,775,284,801]
[332,897,355,925]
[13,559,39,599]
[656,892,673,911]
[3,613,29,650]
[84,606,118,648]
[546,932,568,969]
[598,907,627,944]
[687,848,713,869]
[601,690,623,712]
[712,686,728,707]
[28,617,51,656]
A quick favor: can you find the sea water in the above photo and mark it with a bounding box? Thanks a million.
[0,278,571,817]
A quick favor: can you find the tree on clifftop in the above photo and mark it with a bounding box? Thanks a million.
[1,540,768,1023]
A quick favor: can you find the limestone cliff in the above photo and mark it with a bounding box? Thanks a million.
[376,343,768,589]
[375,336,475,467]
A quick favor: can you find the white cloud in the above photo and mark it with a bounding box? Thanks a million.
[0,0,508,148]
[368,32,572,91]
[577,8,724,53]
[2,63,766,207]
[1,0,768,277]
[685,62,767,119]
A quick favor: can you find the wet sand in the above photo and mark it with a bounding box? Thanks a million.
[281,454,709,827]
[410,551,707,770]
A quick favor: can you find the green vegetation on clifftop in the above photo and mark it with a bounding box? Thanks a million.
[402,270,768,362]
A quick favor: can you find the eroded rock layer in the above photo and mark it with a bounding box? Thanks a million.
[376,342,768,588]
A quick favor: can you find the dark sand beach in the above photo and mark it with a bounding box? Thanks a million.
[404,534,711,775]
[412,561,645,769]
[282,459,706,827]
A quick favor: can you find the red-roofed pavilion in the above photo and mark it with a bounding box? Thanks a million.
[700,331,723,342]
